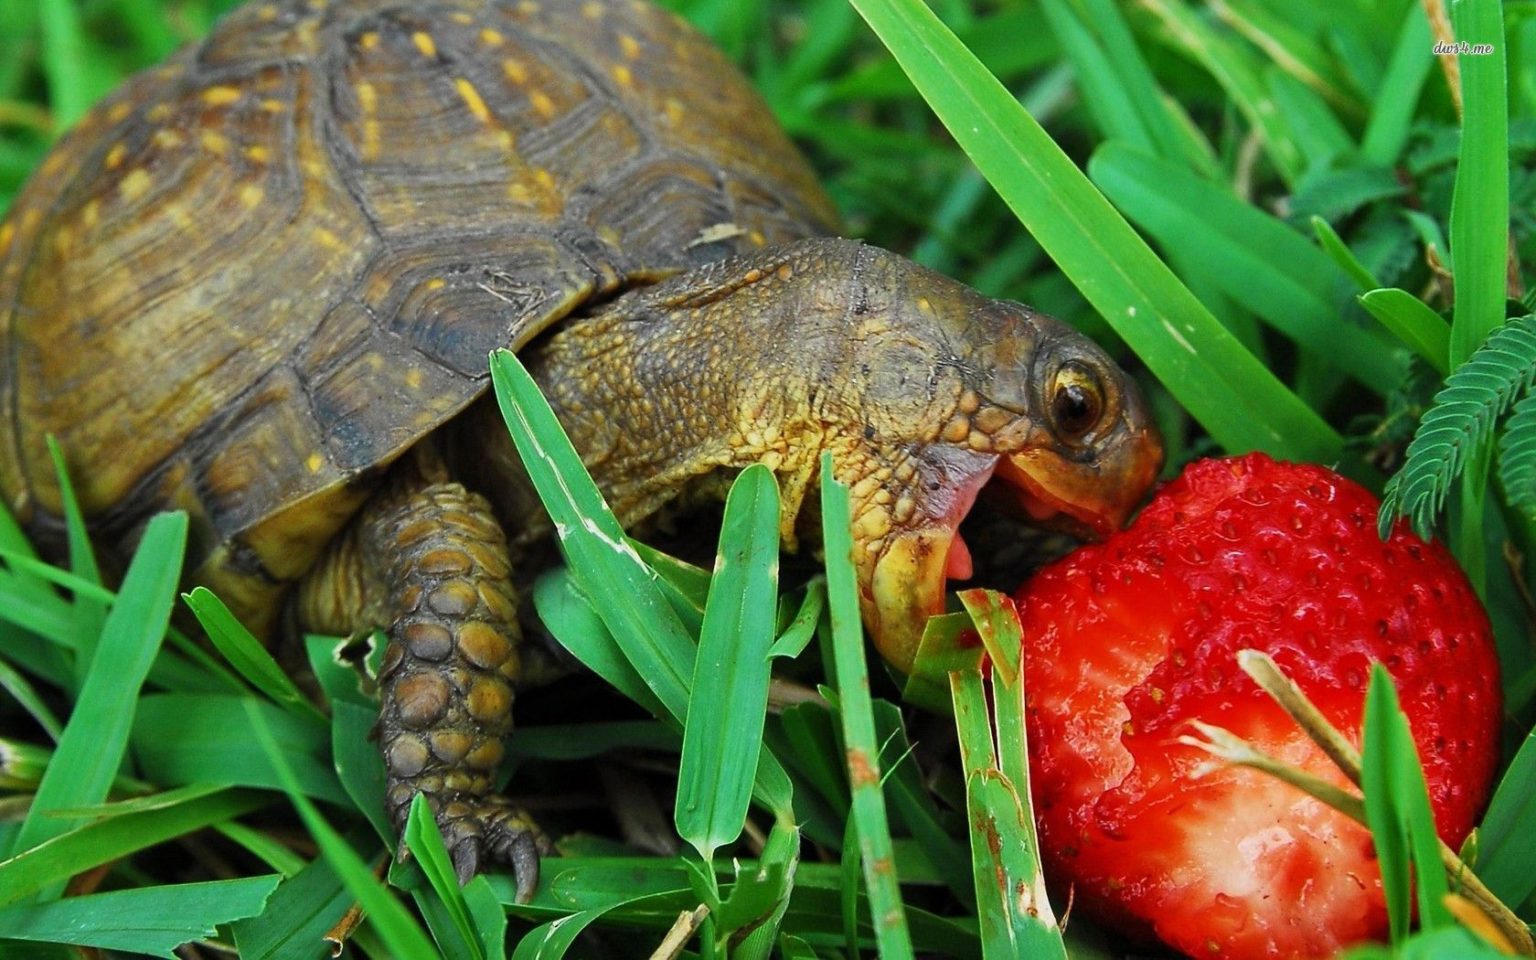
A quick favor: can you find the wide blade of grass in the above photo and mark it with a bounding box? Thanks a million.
[820,451,913,960]
[677,464,783,858]
[1089,143,1401,395]
[244,698,439,958]
[1469,726,1536,905]
[846,0,1342,461]
[231,847,355,960]
[1312,217,1382,293]
[131,693,347,805]
[0,787,268,907]
[12,511,187,864]
[1447,0,1510,366]
[0,876,278,958]
[531,569,669,719]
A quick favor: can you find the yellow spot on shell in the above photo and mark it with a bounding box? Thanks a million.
[104,142,128,169]
[153,129,184,149]
[260,98,285,113]
[147,103,172,122]
[359,31,380,50]
[52,226,73,255]
[492,129,515,153]
[450,11,473,24]
[426,278,446,291]
[528,90,556,119]
[455,78,493,124]
[406,368,424,389]
[200,130,230,155]
[533,168,555,189]
[610,64,633,88]
[0,222,13,252]
[356,82,380,159]
[40,152,66,176]
[618,34,640,59]
[257,4,278,21]
[119,168,152,201]
[306,453,324,473]
[107,101,132,122]
[518,1,539,12]
[164,203,194,228]
[663,98,685,126]
[916,296,932,313]
[313,226,343,249]
[412,31,438,58]
[240,184,265,208]
[581,1,602,18]
[202,86,242,106]
[245,144,270,163]
[502,58,528,84]
[480,27,504,46]
[749,230,766,246]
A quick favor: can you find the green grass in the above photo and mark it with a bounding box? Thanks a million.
[2,0,1536,957]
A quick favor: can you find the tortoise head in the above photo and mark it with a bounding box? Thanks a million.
[818,244,1163,671]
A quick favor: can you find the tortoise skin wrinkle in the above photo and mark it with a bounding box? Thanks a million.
[0,0,1164,893]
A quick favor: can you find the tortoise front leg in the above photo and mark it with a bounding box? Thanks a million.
[300,475,544,895]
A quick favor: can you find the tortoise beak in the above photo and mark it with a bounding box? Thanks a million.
[993,425,1164,540]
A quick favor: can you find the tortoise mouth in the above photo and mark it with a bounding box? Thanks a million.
[864,450,1142,674]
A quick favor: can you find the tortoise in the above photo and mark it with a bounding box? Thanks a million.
[0,0,1163,893]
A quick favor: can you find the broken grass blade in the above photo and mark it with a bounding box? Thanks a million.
[820,451,913,960]
[0,875,279,957]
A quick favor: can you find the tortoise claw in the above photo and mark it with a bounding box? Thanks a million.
[431,796,547,897]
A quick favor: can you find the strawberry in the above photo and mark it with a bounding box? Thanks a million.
[1014,453,1501,959]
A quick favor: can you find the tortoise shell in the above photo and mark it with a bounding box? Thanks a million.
[0,0,837,624]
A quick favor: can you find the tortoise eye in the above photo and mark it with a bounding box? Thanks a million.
[1050,362,1105,440]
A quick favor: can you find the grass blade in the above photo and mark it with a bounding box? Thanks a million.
[0,877,278,958]
[846,0,1342,461]
[1360,3,1435,165]
[1089,142,1401,395]
[676,464,782,857]
[183,587,326,723]
[1447,0,1510,366]
[1358,288,1451,375]
[12,511,187,865]
[489,349,693,720]
[404,794,487,960]
[244,699,439,958]
[820,451,913,960]
[1470,725,1536,905]
[1361,664,1453,941]
[0,788,269,907]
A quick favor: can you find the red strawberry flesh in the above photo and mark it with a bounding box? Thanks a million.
[1015,453,1501,959]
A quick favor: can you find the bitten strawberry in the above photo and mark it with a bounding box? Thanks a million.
[1015,453,1501,959]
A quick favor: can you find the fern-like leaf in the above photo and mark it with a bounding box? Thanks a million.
[1378,315,1536,539]
[1499,389,1536,519]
